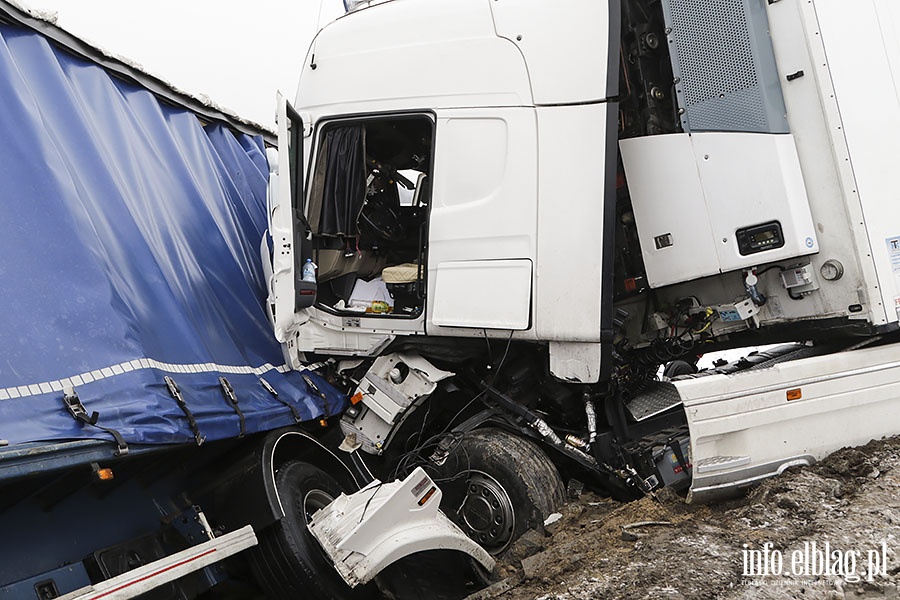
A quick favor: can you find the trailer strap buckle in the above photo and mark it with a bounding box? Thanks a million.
[218,377,246,437]
[165,376,206,446]
[259,377,303,423]
[62,387,129,456]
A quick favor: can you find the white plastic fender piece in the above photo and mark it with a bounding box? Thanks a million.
[309,467,495,587]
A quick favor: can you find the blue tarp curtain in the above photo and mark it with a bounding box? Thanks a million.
[0,22,345,446]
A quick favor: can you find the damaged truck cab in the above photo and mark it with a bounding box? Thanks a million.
[267,0,900,589]
[271,0,617,378]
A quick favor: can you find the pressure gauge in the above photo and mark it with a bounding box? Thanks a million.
[820,259,844,281]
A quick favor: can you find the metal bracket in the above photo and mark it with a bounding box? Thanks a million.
[164,376,205,445]
[167,505,215,545]
[62,388,129,456]
[218,377,246,437]
[259,377,303,423]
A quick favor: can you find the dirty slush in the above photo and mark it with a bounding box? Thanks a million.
[470,436,900,600]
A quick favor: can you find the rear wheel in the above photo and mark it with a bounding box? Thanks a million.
[249,461,370,600]
[439,428,566,555]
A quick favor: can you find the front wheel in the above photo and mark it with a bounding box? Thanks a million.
[438,428,566,555]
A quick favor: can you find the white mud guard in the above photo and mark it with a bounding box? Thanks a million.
[309,467,495,587]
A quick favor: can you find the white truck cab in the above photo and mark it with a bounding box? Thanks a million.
[271,0,620,382]
[272,0,900,374]
[265,0,900,572]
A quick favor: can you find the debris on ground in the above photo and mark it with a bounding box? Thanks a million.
[468,436,900,599]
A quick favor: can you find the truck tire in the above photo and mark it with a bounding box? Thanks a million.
[440,428,566,555]
[249,460,370,600]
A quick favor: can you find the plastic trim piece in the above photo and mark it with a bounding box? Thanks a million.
[309,467,494,587]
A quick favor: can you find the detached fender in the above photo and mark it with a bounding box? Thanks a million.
[214,428,363,531]
[309,467,495,587]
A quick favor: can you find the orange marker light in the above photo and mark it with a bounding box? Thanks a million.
[95,468,114,481]
[786,388,802,401]
[351,392,363,405]
[417,486,438,506]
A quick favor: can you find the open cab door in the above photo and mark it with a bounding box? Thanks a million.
[269,92,315,343]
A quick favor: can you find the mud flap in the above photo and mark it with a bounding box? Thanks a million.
[308,467,495,587]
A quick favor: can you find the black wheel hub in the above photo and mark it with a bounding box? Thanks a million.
[457,472,515,554]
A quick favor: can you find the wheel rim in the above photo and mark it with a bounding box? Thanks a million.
[457,471,515,554]
[302,489,334,524]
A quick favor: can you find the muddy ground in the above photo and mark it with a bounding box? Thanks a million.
[468,436,900,600]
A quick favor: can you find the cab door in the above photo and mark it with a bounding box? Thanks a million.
[268,92,314,342]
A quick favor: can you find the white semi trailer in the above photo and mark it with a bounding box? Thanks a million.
[263,0,900,572]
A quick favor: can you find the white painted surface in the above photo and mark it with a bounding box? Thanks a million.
[533,104,610,342]
[269,94,304,342]
[815,0,900,323]
[621,132,818,287]
[426,113,536,245]
[771,0,887,326]
[644,0,890,329]
[60,526,257,600]
[683,343,900,502]
[427,108,538,333]
[287,0,900,359]
[620,134,720,288]
[549,341,604,383]
[432,259,532,329]
[309,467,494,587]
[696,132,818,272]
[297,0,532,116]
[341,353,454,454]
[490,0,612,104]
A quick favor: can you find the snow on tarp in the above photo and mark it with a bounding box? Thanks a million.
[0,19,345,446]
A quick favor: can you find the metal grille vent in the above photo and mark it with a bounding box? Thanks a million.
[662,0,789,133]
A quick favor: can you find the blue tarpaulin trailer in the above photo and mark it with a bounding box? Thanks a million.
[0,9,345,449]
[0,3,357,597]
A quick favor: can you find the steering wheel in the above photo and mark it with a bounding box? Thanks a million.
[359,194,405,243]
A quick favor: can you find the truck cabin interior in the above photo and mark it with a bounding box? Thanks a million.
[306,115,433,317]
